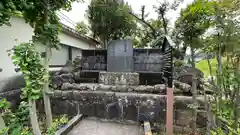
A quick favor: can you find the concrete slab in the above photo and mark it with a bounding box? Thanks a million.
[68,117,144,135]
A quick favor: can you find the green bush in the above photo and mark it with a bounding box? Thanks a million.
[210,127,240,135]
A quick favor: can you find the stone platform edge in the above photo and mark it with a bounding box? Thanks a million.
[99,72,139,86]
[55,114,83,135]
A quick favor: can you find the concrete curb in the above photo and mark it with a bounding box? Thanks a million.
[55,114,83,135]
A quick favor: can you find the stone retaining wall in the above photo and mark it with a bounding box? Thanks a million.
[45,90,207,129]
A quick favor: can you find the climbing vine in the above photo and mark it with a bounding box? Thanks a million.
[9,42,46,100]
[8,42,45,135]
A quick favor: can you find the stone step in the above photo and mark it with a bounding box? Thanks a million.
[60,83,166,94]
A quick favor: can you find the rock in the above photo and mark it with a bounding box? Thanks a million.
[60,83,90,90]
[50,61,76,89]
[134,85,154,93]
[60,73,75,83]
[60,60,75,74]
[173,125,192,134]
[173,96,205,110]
[99,72,139,86]
[73,56,82,69]
[153,84,166,93]
[73,71,81,82]
[115,85,128,92]
[175,110,192,127]
[96,84,112,91]
[173,80,191,92]
[61,83,72,90]
[173,67,183,80]
[173,88,182,94]
[197,110,207,128]
[51,73,75,89]
[177,66,204,89]
[127,86,134,92]
[205,89,214,95]
[51,76,64,89]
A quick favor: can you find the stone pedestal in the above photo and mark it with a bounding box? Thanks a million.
[99,72,139,86]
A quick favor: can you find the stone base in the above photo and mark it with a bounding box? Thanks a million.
[99,72,139,86]
[46,91,206,126]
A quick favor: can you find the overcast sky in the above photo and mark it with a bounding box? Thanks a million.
[59,0,194,28]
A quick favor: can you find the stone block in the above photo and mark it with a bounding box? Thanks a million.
[174,110,192,127]
[99,72,139,86]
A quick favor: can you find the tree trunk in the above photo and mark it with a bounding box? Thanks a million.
[206,55,217,129]
[190,47,197,133]
[160,12,168,35]
[43,0,52,128]
[233,60,240,129]
[216,33,222,126]
[43,46,52,128]
[29,99,42,135]
[234,88,240,129]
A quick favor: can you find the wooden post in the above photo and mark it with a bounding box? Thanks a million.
[0,115,6,134]
[166,87,173,135]
[144,121,152,135]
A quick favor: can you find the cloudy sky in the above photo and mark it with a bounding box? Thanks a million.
[59,0,194,28]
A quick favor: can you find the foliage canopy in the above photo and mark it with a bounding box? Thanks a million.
[87,0,136,46]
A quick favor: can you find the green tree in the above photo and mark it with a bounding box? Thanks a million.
[9,42,46,135]
[87,0,136,48]
[0,0,80,134]
[75,21,90,35]
[175,0,215,133]
[0,0,18,26]
[19,0,80,131]
[202,0,240,130]
[130,1,185,59]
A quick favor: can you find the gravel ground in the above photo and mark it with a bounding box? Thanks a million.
[68,117,144,135]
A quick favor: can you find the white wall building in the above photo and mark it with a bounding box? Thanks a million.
[0,16,98,82]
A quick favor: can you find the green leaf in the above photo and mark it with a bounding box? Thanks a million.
[31,95,40,100]
[31,89,40,94]
[0,2,4,10]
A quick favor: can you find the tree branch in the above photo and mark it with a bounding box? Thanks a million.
[128,11,157,38]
